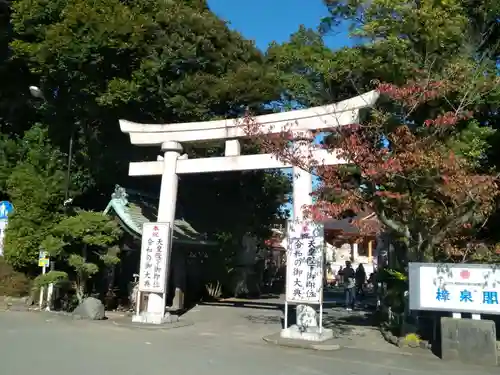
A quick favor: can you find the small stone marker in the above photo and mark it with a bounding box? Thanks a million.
[296,305,318,328]
[440,317,498,366]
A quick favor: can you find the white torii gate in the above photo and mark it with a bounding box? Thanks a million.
[120,90,378,324]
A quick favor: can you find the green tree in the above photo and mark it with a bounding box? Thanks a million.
[2,125,122,297]
[41,211,121,302]
[251,66,499,263]
[319,0,500,238]
[9,0,281,192]
[2,125,67,270]
[1,0,291,302]
[264,0,500,256]
[0,0,36,137]
[319,0,500,137]
[7,0,289,250]
[322,0,500,63]
[266,26,365,107]
[269,1,499,107]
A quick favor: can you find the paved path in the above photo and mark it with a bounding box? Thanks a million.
[0,307,497,375]
[187,300,393,351]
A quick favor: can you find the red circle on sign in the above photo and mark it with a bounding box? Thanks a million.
[460,270,470,280]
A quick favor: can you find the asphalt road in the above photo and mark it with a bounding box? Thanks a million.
[0,311,497,375]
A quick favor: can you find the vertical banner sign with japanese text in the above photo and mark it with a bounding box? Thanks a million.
[138,222,171,293]
[286,220,324,304]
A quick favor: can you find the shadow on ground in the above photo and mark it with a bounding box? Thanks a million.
[197,299,373,312]
[199,300,283,311]
[195,294,380,340]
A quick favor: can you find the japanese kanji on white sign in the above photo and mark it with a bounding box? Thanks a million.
[138,222,171,293]
[285,220,324,304]
[409,263,500,315]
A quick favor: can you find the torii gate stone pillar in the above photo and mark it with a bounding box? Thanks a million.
[120,90,379,326]
[135,141,182,323]
[157,141,183,225]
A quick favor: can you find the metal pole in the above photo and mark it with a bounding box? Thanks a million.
[284,300,288,329]
[39,264,46,310]
[319,303,323,334]
[46,261,55,311]
[320,237,324,335]
[64,133,74,203]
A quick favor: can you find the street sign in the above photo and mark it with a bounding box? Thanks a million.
[0,201,13,220]
[0,201,13,256]
[38,251,49,267]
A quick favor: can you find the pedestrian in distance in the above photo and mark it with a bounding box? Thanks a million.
[341,260,356,311]
[355,263,367,300]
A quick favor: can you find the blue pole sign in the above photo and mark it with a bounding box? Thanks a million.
[0,201,13,220]
[0,201,13,256]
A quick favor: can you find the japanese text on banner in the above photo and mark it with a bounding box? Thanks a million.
[138,223,170,293]
[285,221,324,304]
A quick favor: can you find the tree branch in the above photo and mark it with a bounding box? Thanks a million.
[430,204,477,247]
[377,204,408,238]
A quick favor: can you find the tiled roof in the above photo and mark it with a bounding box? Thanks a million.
[322,210,380,234]
[104,185,215,245]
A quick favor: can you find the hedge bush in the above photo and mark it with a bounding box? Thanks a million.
[0,257,31,296]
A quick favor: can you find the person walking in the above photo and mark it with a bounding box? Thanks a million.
[341,261,356,311]
[355,263,367,300]
[337,265,344,285]
[325,262,335,288]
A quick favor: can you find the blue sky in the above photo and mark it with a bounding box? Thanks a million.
[207,0,351,50]
[207,0,351,216]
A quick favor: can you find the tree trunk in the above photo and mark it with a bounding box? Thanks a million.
[76,244,88,303]
[76,273,85,303]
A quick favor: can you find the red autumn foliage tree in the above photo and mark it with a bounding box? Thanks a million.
[245,63,500,263]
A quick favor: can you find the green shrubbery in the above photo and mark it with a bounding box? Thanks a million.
[0,257,31,297]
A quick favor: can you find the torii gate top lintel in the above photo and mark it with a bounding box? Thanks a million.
[119,90,379,146]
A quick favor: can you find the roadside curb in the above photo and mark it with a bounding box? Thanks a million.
[263,333,341,351]
[0,308,195,331]
[111,319,194,331]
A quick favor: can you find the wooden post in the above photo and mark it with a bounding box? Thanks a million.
[368,240,373,263]
[351,240,359,262]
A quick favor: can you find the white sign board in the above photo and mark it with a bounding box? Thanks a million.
[138,222,171,293]
[285,220,324,304]
[0,219,6,256]
[409,262,500,314]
